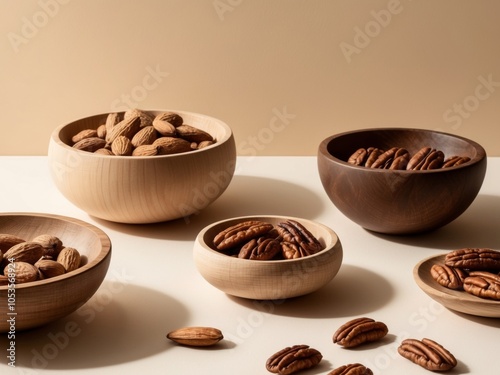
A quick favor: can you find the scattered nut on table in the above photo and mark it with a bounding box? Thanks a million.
[398,338,457,372]
[166,326,223,347]
[332,317,389,348]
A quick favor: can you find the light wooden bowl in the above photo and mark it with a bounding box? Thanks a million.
[48,109,236,224]
[318,128,487,234]
[0,213,111,332]
[414,254,500,318]
[193,215,343,300]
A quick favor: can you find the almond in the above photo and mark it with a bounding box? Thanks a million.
[132,144,160,156]
[152,119,177,137]
[97,124,107,139]
[71,129,98,144]
[166,327,223,347]
[105,116,141,144]
[111,135,133,156]
[154,112,183,127]
[73,137,107,152]
[197,140,214,149]
[153,137,192,155]
[35,259,66,279]
[105,112,121,133]
[32,234,63,258]
[3,242,45,264]
[0,233,26,252]
[131,126,158,147]
[10,262,39,284]
[94,148,114,155]
[124,108,154,127]
[57,247,81,272]
[176,124,213,143]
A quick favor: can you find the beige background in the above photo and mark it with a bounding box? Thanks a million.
[2,0,500,156]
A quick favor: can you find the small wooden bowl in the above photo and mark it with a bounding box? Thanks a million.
[317,128,487,234]
[0,213,111,332]
[48,109,236,224]
[414,254,500,318]
[193,215,343,300]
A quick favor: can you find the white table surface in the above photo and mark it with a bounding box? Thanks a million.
[1,156,499,375]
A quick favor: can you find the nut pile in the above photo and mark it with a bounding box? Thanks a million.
[431,248,500,300]
[0,233,82,285]
[70,108,216,156]
[347,146,471,170]
[212,219,324,260]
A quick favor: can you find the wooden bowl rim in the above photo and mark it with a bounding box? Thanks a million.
[413,253,500,318]
[195,215,341,264]
[318,127,487,174]
[0,212,112,290]
[50,108,234,159]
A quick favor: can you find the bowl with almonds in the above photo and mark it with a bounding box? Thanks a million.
[317,128,487,235]
[0,213,111,332]
[48,108,236,224]
[193,215,343,300]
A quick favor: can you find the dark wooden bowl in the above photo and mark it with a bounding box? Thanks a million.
[317,128,487,235]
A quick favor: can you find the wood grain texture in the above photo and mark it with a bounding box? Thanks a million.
[414,254,500,318]
[0,213,111,332]
[193,215,343,300]
[48,110,236,224]
[317,128,487,234]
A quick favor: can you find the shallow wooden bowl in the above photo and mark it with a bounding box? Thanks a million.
[414,254,500,318]
[0,213,111,332]
[317,128,487,235]
[193,215,343,300]
[48,109,236,224]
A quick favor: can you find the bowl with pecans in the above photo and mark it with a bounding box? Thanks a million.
[0,213,111,332]
[193,215,343,300]
[414,248,500,318]
[48,109,236,224]
[317,128,487,235]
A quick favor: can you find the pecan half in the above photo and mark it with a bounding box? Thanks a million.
[430,264,468,290]
[364,147,384,168]
[370,147,399,169]
[266,344,322,375]
[398,338,457,372]
[442,155,471,168]
[348,148,368,166]
[276,220,324,259]
[328,363,373,375]
[407,147,444,170]
[238,237,281,260]
[389,153,410,170]
[213,220,274,251]
[445,248,500,271]
[332,317,388,348]
[463,271,500,300]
